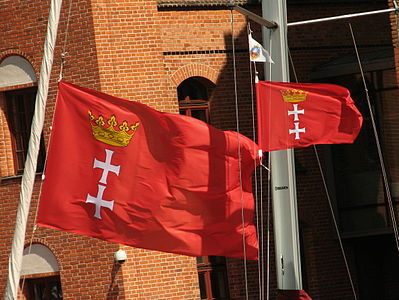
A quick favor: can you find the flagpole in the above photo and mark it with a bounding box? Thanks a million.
[262,0,303,292]
[4,0,63,299]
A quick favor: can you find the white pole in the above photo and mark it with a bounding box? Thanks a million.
[262,0,303,291]
[288,7,397,27]
[4,0,63,298]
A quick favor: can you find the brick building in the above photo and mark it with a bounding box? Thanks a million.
[1,0,399,299]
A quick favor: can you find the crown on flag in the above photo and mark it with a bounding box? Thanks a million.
[88,111,140,147]
[280,89,308,103]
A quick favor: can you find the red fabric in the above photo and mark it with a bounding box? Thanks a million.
[37,81,259,259]
[277,290,312,300]
[256,81,363,152]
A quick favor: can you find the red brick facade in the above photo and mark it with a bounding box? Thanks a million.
[1,0,399,299]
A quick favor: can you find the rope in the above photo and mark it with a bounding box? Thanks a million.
[20,167,49,293]
[349,23,399,252]
[25,0,73,255]
[16,0,66,295]
[260,163,270,172]
[22,0,75,294]
[258,154,265,300]
[288,49,298,83]
[230,8,249,300]
[288,42,358,299]
[313,146,359,300]
[266,152,271,300]
[247,22,264,300]
[265,31,274,300]
[21,38,66,293]
[253,157,271,300]
[259,157,266,300]
[58,0,73,81]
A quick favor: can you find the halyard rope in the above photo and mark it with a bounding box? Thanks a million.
[230,8,250,300]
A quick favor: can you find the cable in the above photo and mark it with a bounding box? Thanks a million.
[247,22,265,300]
[313,146,359,300]
[58,0,73,81]
[288,39,358,299]
[349,22,399,252]
[230,8,249,300]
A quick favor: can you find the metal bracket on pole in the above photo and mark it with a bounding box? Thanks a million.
[227,4,278,29]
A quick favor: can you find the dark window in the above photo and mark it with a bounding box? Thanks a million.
[322,69,399,236]
[353,235,399,300]
[197,256,229,300]
[178,77,229,299]
[178,77,211,123]
[22,275,63,300]
[5,87,45,175]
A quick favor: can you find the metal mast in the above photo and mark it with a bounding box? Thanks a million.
[262,0,303,291]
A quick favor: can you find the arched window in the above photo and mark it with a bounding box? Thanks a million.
[177,77,229,300]
[177,77,213,123]
[0,55,45,175]
[0,55,37,89]
[20,244,63,299]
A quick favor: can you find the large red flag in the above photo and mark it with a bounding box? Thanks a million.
[37,81,259,259]
[256,81,363,152]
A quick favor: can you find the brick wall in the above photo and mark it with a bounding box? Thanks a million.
[1,0,399,299]
[0,1,200,299]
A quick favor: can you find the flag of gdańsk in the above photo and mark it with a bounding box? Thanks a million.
[37,81,259,259]
[256,81,363,152]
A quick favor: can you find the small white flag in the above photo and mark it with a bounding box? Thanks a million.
[248,34,274,63]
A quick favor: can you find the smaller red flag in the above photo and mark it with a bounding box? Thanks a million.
[277,289,312,300]
[256,81,363,152]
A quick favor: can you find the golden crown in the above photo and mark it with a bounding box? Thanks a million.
[88,111,140,147]
[280,89,308,103]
